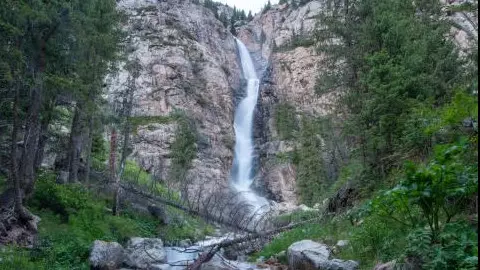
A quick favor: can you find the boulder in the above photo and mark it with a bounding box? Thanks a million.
[327,181,358,213]
[124,237,167,268]
[89,240,125,270]
[178,238,193,248]
[335,240,350,248]
[373,260,396,270]
[287,240,359,270]
[147,205,169,225]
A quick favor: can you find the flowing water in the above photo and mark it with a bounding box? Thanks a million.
[231,38,268,210]
[164,39,269,270]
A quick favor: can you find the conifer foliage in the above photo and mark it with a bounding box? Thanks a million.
[0,0,122,242]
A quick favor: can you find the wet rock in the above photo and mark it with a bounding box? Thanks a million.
[124,237,167,268]
[89,240,125,270]
[178,239,192,248]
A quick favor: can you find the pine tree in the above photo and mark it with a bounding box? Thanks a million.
[247,10,253,21]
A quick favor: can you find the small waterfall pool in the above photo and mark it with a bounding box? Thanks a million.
[164,233,260,269]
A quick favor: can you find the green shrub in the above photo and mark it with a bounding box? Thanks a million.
[402,222,478,269]
[401,140,478,238]
[274,103,297,140]
[349,214,409,263]
[169,113,197,183]
[0,248,46,270]
[31,172,101,220]
[21,171,160,269]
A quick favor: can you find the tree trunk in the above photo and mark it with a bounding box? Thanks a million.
[68,106,85,183]
[109,127,119,215]
[19,75,44,197]
[113,74,135,215]
[84,116,94,186]
[11,83,23,215]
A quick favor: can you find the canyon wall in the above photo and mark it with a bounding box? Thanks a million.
[109,0,477,206]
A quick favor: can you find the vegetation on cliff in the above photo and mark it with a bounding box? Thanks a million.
[266,0,478,268]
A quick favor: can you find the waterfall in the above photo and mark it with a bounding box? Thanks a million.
[232,38,268,209]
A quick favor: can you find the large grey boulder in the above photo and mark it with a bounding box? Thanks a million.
[89,240,125,270]
[287,240,359,270]
[124,237,167,268]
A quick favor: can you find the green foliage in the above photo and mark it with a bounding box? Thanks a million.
[0,248,46,270]
[30,172,99,221]
[402,223,478,270]
[169,113,197,183]
[401,140,478,237]
[346,139,478,267]
[252,223,326,260]
[262,1,272,14]
[91,131,108,171]
[158,209,214,243]
[446,2,476,13]
[349,216,408,264]
[128,115,176,130]
[274,35,316,52]
[7,171,159,269]
[274,103,297,140]
[295,117,328,206]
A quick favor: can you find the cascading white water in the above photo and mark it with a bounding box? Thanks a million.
[232,38,268,209]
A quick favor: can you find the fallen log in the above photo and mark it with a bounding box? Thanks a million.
[187,214,327,270]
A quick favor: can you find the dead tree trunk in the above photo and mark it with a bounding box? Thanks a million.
[109,127,119,215]
[120,183,258,234]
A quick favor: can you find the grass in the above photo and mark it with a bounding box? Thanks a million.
[122,160,181,202]
[251,216,353,263]
[447,2,475,13]
[0,170,158,269]
[274,36,316,52]
[0,169,213,269]
[121,160,214,243]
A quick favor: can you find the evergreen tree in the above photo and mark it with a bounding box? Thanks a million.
[247,10,253,21]
[0,0,122,231]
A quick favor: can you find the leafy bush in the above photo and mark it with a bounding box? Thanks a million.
[401,140,477,238]
[16,171,160,269]
[402,222,478,269]
[30,172,100,220]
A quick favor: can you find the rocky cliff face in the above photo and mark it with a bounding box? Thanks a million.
[236,0,478,205]
[109,0,477,207]
[108,0,240,195]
